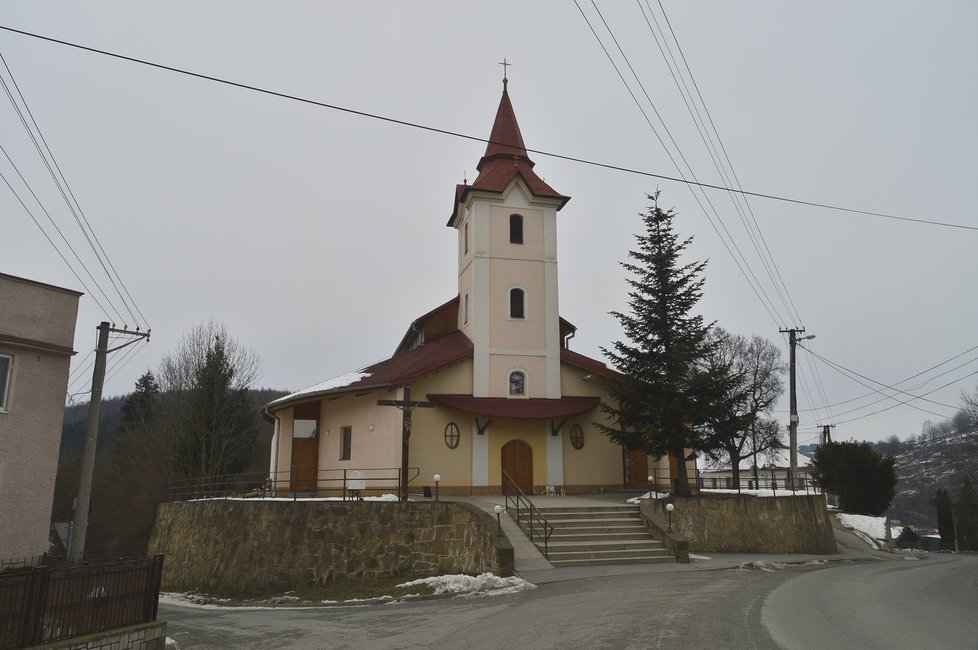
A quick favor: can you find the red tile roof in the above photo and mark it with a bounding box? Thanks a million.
[561,347,626,382]
[449,86,569,226]
[269,330,473,410]
[426,394,601,419]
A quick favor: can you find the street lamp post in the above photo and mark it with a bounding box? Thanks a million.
[647,475,655,501]
[666,503,675,532]
[494,504,504,535]
[433,473,441,502]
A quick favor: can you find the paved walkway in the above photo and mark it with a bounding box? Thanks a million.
[445,492,900,585]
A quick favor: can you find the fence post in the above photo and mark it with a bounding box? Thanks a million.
[21,564,49,647]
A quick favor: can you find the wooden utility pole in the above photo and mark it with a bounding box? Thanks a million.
[780,328,813,490]
[68,322,150,562]
[377,384,432,501]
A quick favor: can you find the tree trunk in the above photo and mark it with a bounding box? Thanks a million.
[672,444,691,496]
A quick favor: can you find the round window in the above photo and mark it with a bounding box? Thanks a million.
[444,422,460,449]
[569,424,584,450]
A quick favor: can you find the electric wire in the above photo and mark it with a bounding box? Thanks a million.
[635,0,801,328]
[0,23,974,232]
[799,344,960,412]
[576,0,784,328]
[0,52,145,329]
[650,0,805,326]
[0,165,117,322]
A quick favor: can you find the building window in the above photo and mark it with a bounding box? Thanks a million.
[509,371,526,396]
[340,425,352,460]
[510,214,523,244]
[0,354,11,412]
[570,424,584,450]
[509,288,525,319]
[444,422,460,449]
[464,222,469,254]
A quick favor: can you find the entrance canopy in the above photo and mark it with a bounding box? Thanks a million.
[426,394,600,419]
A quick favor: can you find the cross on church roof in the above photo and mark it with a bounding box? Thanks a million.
[499,58,512,89]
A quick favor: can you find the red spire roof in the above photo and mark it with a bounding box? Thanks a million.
[449,80,569,225]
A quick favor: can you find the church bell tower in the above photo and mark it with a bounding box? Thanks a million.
[447,74,571,400]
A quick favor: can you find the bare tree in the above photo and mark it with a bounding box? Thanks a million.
[157,321,261,479]
[702,328,786,484]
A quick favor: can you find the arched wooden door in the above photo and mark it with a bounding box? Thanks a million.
[502,439,533,494]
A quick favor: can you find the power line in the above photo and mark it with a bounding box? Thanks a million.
[576,0,785,327]
[0,23,975,233]
[0,50,147,329]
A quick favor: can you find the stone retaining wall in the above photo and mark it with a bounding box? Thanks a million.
[647,494,837,554]
[149,500,513,596]
[33,621,166,650]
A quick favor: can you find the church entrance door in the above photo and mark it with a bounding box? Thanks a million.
[624,449,649,489]
[501,439,533,494]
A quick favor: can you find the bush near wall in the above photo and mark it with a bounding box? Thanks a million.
[149,500,513,597]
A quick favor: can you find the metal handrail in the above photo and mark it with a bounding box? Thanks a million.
[501,470,554,558]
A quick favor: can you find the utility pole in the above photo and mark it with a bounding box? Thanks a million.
[780,328,814,490]
[68,322,150,562]
[820,424,835,446]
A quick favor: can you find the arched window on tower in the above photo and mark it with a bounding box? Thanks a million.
[509,288,525,319]
[509,371,526,396]
[510,214,523,244]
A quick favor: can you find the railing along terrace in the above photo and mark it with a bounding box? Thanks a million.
[695,470,821,496]
[501,471,554,558]
[0,555,163,650]
[164,467,420,501]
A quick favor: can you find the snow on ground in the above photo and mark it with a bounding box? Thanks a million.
[834,513,903,550]
[700,488,822,497]
[159,573,533,611]
[625,491,670,503]
[397,573,535,598]
[214,493,402,502]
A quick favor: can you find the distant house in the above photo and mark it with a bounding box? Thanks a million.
[0,273,80,565]
[700,441,815,490]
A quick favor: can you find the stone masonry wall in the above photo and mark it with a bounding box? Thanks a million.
[651,494,838,554]
[149,500,513,596]
[33,621,166,650]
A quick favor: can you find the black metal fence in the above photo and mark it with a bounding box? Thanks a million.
[0,555,163,650]
[164,467,420,501]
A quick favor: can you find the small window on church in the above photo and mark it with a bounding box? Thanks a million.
[509,371,526,396]
[510,214,523,244]
[340,426,352,460]
[570,424,585,450]
[510,288,525,319]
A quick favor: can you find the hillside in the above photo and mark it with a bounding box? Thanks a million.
[883,432,977,528]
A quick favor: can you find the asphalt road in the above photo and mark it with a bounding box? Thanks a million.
[161,555,978,649]
[163,564,790,649]
[763,554,978,649]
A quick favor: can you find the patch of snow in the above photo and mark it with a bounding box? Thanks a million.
[165,637,178,649]
[689,554,712,561]
[199,493,402,502]
[272,370,372,404]
[396,573,535,598]
[625,491,669,504]
[700,488,821,497]
[836,513,902,543]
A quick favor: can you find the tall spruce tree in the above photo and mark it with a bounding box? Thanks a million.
[599,192,721,496]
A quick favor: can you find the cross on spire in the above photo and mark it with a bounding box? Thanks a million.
[499,58,512,89]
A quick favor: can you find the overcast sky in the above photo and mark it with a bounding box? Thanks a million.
[3,2,976,445]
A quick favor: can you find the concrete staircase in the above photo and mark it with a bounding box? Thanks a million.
[516,503,673,567]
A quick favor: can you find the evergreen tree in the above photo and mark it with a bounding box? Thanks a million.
[599,192,721,496]
[956,477,978,552]
[811,441,897,515]
[935,488,955,551]
[120,370,161,432]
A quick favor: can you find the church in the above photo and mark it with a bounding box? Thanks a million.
[265,76,686,496]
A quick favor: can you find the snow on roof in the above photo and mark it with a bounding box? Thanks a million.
[269,370,372,407]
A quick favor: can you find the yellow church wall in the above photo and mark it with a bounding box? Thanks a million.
[559,363,624,487]
[488,260,546,348]
[486,418,549,492]
[488,354,547,398]
[488,205,545,260]
[406,360,475,491]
